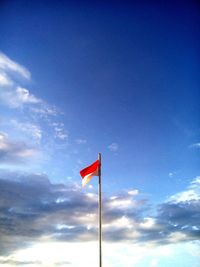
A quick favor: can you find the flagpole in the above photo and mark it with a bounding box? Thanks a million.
[98,152,102,267]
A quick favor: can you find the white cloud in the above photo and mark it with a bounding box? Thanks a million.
[189,143,200,149]
[0,52,67,156]
[55,224,75,230]
[86,192,98,200]
[0,52,30,80]
[12,241,99,267]
[0,53,41,109]
[30,104,58,117]
[168,176,200,203]
[128,189,139,196]
[15,148,37,158]
[15,87,41,105]
[0,132,38,163]
[191,176,200,187]
[2,86,41,108]
[107,197,133,209]
[168,171,178,177]
[0,52,58,119]
[104,216,133,230]
[0,172,200,266]
[51,122,68,140]
[168,232,189,243]
[140,217,156,229]
[0,72,13,86]
[75,139,87,144]
[110,196,118,200]
[10,120,42,142]
[170,190,200,203]
[106,192,141,212]
[9,240,197,267]
[54,131,68,141]
[108,142,119,152]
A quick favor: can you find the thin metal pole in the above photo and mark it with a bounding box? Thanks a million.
[98,153,102,267]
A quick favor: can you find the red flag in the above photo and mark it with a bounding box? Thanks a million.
[80,160,100,187]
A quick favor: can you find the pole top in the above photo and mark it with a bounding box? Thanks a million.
[98,153,101,162]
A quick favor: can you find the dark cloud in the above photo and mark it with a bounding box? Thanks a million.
[133,199,200,245]
[154,201,200,242]
[157,201,200,228]
[0,171,99,255]
[0,170,200,259]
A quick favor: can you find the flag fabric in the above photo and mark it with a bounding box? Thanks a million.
[80,159,100,187]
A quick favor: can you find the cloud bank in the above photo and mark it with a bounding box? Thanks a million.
[0,171,199,258]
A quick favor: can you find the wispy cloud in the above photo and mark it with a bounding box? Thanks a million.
[75,139,87,145]
[0,52,31,80]
[108,142,119,152]
[30,104,58,118]
[0,52,41,110]
[168,176,200,203]
[10,120,42,143]
[0,52,58,117]
[0,86,41,108]
[0,52,68,167]
[51,122,68,140]
[0,132,38,163]
[168,171,178,178]
[190,143,200,149]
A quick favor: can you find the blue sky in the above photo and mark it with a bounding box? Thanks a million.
[0,1,200,266]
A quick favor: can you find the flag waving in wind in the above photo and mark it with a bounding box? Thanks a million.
[80,159,100,187]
